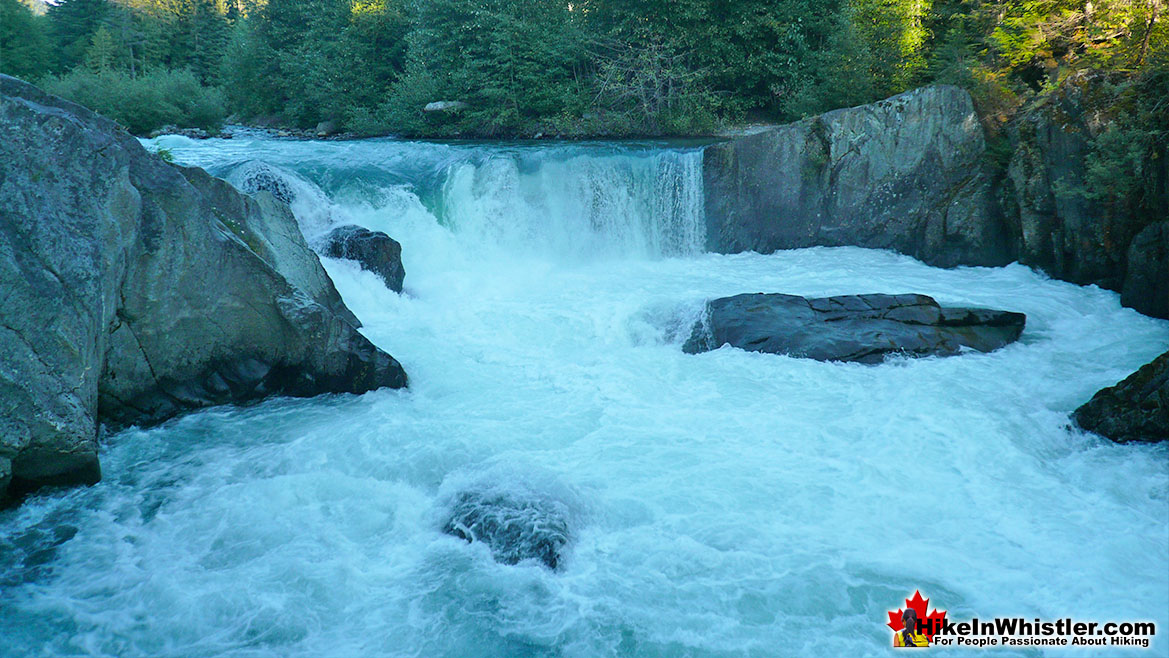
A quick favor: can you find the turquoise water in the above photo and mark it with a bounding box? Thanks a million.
[1,135,1166,657]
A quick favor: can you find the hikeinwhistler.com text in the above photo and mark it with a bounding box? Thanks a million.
[918,617,1156,648]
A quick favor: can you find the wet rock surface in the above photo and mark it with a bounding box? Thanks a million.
[0,75,407,503]
[683,293,1026,363]
[320,225,406,293]
[1074,351,1168,443]
[443,490,571,570]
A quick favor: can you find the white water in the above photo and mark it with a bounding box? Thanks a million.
[2,136,1167,658]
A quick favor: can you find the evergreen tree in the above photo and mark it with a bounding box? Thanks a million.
[0,0,52,80]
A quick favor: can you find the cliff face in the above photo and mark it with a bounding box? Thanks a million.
[704,85,1013,268]
[0,75,407,502]
[1005,72,1167,319]
[704,79,1167,320]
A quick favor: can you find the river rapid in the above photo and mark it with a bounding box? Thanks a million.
[1,135,1166,657]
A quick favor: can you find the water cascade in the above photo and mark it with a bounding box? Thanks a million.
[1,134,1165,657]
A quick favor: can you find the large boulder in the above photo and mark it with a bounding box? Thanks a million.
[0,75,407,502]
[683,293,1025,363]
[703,85,1013,268]
[320,225,406,293]
[1073,351,1168,443]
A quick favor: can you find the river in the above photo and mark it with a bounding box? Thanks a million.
[1,134,1166,657]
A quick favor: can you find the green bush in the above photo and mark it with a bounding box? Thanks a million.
[42,69,227,135]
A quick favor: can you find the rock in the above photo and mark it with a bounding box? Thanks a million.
[702,77,1167,321]
[1073,351,1169,443]
[315,120,339,137]
[443,490,571,570]
[0,74,407,503]
[1006,71,1130,290]
[423,100,469,113]
[1121,222,1168,320]
[146,125,208,139]
[703,85,1013,268]
[683,293,1025,363]
[320,225,406,293]
[234,160,297,205]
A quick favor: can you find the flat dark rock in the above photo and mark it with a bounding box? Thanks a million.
[683,293,1025,363]
[1073,351,1168,443]
[321,225,405,293]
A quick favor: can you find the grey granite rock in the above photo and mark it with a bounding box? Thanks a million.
[703,85,1013,268]
[0,74,407,502]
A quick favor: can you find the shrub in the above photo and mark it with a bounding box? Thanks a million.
[42,69,227,135]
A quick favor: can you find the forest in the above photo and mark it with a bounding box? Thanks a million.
[1,0,1166,139]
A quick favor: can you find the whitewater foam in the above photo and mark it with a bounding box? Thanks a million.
[1,136,1165,658]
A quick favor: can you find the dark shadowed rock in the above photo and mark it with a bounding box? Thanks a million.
[0,75,407,502]
[443,490,571,570]
[1073,352,1168,443]
[683,293,1025,363]
[320,225,406,293]
[703,85,1013,268]
[1121,222,1168,320]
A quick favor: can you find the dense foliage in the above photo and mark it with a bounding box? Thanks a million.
[1,0,1165,137]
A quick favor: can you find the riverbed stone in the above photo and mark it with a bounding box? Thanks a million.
[443,490,571,570]
[1073,351,1169,443]
[683,292,1026,363]
[320,225,406,293]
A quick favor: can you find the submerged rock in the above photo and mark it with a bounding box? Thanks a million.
[1073,351,1168,443]
[234,160,297,205]
[0,74,407,502]
[443,490,571,570]
[683,293,1025,363]
[320,225,406,293]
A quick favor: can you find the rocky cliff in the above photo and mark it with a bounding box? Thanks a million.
[704,85,1013,268]
[0,75,407,502]
[704,79,1167,319]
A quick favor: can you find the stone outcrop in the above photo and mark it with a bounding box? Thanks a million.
[1121,222,1168,319]
[703,77,1168,319]
[0,75,407,502]
[1073,351,1168,443]
[703,85,1013,268]
[683,293,1026,363]
[320,225,406,293]
[1002,71,1169,307]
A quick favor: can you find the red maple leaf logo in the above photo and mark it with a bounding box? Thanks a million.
[887,590,947,642]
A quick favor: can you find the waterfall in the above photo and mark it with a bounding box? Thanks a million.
[205,139,706,260]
